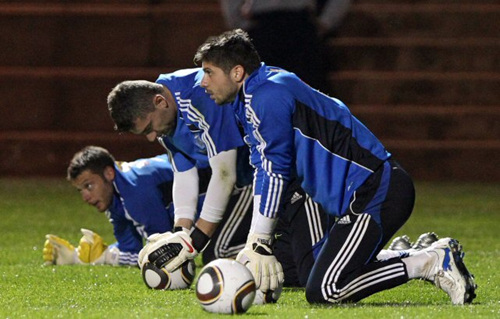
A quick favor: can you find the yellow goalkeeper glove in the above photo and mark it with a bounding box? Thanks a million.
[77,229,120,265]
[43,234,81,265]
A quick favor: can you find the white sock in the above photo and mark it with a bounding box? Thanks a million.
[376,249,414,261]
[402,250,437,279]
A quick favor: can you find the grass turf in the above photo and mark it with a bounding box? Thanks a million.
[0,178,499,318]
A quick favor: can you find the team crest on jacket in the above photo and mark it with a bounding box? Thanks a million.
[187,124,207,153]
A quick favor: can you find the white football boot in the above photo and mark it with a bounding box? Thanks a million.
[421,238,477,305]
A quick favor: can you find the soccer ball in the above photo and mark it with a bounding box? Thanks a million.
[196,259,256,314]
[141,259,195,290]
[253,284,283,304]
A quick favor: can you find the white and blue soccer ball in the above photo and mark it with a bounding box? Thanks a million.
[196,259,256,314]
[141,259,196,290]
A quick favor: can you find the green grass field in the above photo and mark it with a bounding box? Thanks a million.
[1,178,499,318]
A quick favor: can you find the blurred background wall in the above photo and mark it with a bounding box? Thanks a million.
[0,0,498,181]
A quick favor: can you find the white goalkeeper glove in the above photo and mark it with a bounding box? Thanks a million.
[236,233,284,292]
[77,228,120,265]
[43,234,81,265]
[139,227,210,272]
[138,232,170,269]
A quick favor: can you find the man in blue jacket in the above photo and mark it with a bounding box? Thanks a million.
[43,145,250,266]
[183,29,476,305]
[106,68,330,291]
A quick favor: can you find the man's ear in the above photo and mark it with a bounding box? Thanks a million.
[232,65,245,83]
[153,94,166,109]
[103,166,115,182]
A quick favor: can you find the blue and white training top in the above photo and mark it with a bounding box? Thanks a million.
[156,68,253,187]
[107,155,177,265]
[232,63,391,219]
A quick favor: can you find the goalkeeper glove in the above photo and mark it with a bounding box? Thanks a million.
[77,228,120,265]
[236,233,284,292]
[138,232,167,269]
[139,227,210,272]
[43,234,81,265]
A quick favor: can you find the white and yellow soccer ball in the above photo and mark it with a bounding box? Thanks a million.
[141,259,195,290]
[196,259,256,314]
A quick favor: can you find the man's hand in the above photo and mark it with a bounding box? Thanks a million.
[43,234,80,265]
[77,229,119,265]
[139,230,200,273]
[236,233,284,292]
[138,232,166,269]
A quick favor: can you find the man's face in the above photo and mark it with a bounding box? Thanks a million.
[131,95,177,142]
[200,62,240,105]
[71,168,114,212]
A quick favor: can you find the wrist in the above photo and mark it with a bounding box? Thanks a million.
[251,213,278,237]
[246,233,274,256]
[104,246,120,266]
[72,248,84,264]
[195,218,219,237]
[174,218,193,233]
[247,233,273,245]
[173,226,191,233]
[190,227,211,252]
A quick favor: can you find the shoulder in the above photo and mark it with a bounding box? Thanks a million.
[246,79,295,115]
[156,68,202,97]
[247,67,299,100]
[156,68,201,84]
[118,156,171,180]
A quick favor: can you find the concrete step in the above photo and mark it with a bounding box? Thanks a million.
[327,37,500,72]
[328,71,500,106]
[1,3,498,68]
[350,105,500,141]
[7,0,497,3]
[0,2,225,68]
[0,0,497,181]
[0,66,167,132]
[353,0,498,4]
[7,0,217,3]
[383,139,500,181]
[1,67,498,132]
[339,4,500,38]
[0,131,163,177]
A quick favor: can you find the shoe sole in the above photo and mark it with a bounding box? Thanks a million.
[448,239,477,304]
[412,233,439,250]
[389,236,412,250]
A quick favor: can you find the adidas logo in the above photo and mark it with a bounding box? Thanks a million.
[337,215,351,224]
[290,192,303,204]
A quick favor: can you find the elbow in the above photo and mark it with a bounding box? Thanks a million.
[224,167,237,188]
[216,166,237,190]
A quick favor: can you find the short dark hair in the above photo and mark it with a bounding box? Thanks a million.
[67,146,115,181]
[194,29,261,75]
[107,80,164,132]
